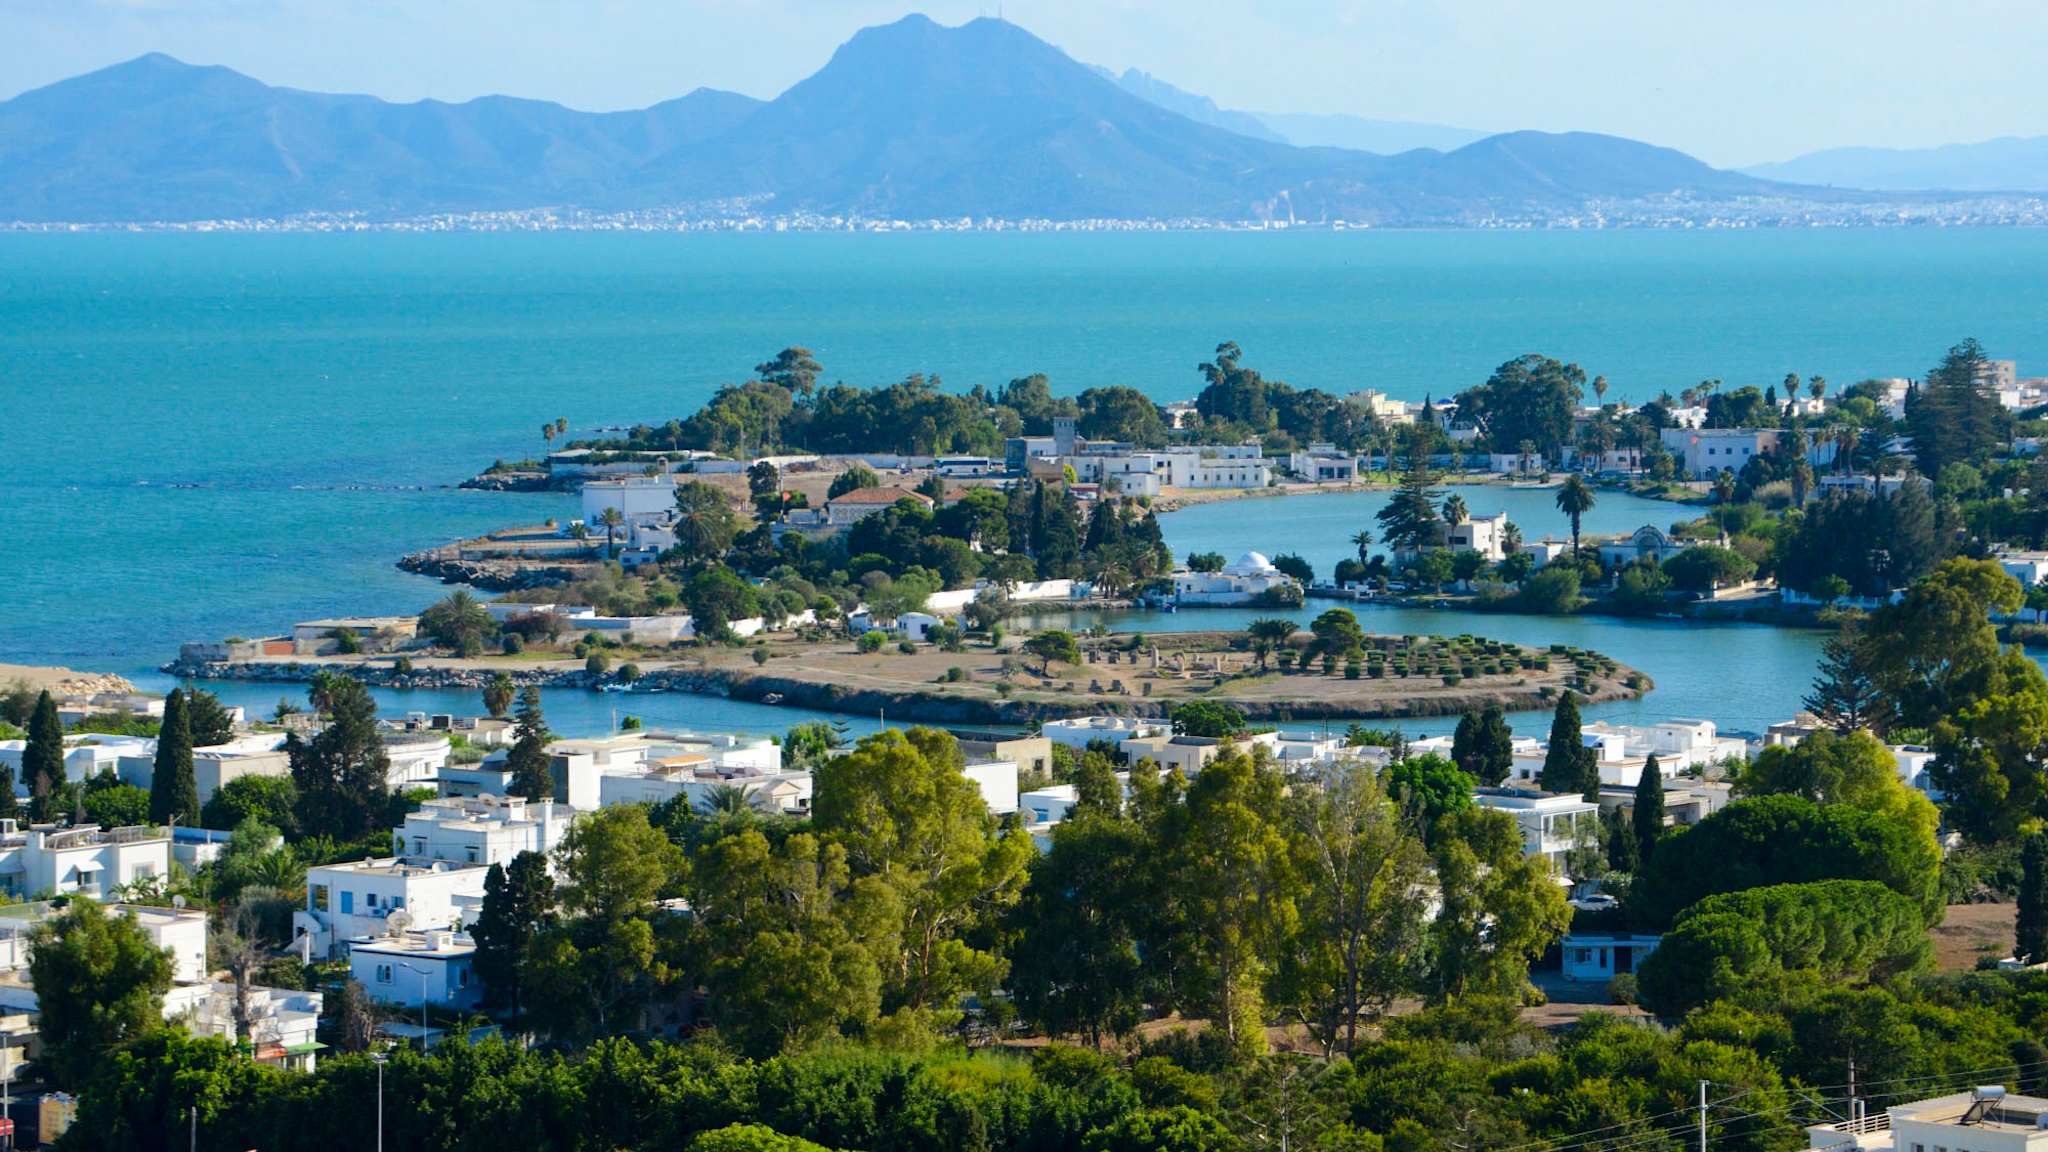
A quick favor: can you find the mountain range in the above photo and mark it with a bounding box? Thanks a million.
[1099,68,1488,155]
[0,14,1857,224]
[1744,137,2048,192]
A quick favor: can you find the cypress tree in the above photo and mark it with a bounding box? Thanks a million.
[1632,753,1666,865]
[1450,712,1480,778]
[505,687,554,801]
[1602,805,1639,873]
[24,691,64,823]
[1475,703,1515,787]
[1539,692,1583,793]
[2018,834,2048,965]
[148,688,200,827]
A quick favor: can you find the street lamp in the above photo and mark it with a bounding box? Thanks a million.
[398,962,433,1040]
[372,1050,387,1152]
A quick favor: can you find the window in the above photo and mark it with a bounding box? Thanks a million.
[391,896,404,909]
[310,885,329,912]
[465,846,479,864]
[376,964,393,984]
[339,890,353,914]
[365,892,379,910]
[458,967,470,987]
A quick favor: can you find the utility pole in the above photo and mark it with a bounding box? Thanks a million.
[1698,1080,1708,1152]
[1849,1052,1860,1123]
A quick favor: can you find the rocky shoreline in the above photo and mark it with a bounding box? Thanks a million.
[164,657,1647,726]
[457,470,572,493]
[396,553,591,592]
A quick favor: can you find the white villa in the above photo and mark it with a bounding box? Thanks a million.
[1172,552,1297,606]
[1595,525,1694,571]
[349,929,483,1013]
[396,795,576,870]
[1505,718,1748,788]
[295,857,490,960]
[1444,512,1511,562]
[1473,789,1602,878]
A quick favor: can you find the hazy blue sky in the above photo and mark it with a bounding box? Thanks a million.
[3,0,2041,167]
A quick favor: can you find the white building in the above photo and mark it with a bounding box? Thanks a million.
[1472,789,1601,877]
[1595,524,1695,571]
[163,981,324,1071]
[1444,512,1511,562]
[824,486,933,527]
[349,929,483,1012]
[1287,445,1359,483]
[382,733,452,789]
[1040,716,1171,753]
[580,475,679,526]
[1172,552,1297,606]
[396,795,576,870]
[963,759,1019,816]
[1560,933,1662,984]
[598,763,815,817]
[1808,1088,2048,1152]
[0,824,174,901]
[1659,426,1837,479]
[295,858,489,960]
[1506,718,1745,789]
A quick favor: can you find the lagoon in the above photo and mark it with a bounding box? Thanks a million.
[11,228,2045,736]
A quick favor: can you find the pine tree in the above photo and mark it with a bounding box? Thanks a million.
[1804,631,1879,733]
[148,688,200,827]
[2018,834,2048,965]
[287,674,392,841]
[1373,469,1441,553]
[506,687,554,801]
[471,850,557,1014]
[1539,693,1583,793]
[24,691,64,823]
[1632,753,1665,865]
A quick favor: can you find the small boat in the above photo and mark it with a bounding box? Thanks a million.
[762,693,784,705]
[597,682,629,693]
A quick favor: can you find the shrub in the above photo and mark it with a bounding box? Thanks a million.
[1607,973,1638,1006]
[618,662,641,683]
[945,666,967,683]
[501,633,524,655]
[392,657,414,676]
[857,631,886,653]
[897,640,917,655]
[586,652,611,676]
[752,648,770,666]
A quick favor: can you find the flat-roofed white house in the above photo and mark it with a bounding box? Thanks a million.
[0,823,175,901]
[1560,933,1663,983]
[396,795,575,870]
[1472,789,1601,877]
[1807,1088,2048,1152]
[349,929,483,1012]
[1041,716,1170,752]
[295,857,489,960]
[580,474,680,526]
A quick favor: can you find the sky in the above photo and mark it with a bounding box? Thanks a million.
[2,0,2042,168]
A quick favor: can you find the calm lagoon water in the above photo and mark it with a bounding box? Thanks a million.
[9,228,2047,736]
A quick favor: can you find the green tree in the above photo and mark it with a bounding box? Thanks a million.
[1471,704,1515,787]
[1632,754,1665,865]
[1245,618,1296,671]
[183,688,235,747]
[29,900,175,1088]
[1664,544,1757,591]
[526,805,685,1039]
[1173,751,1300,1053]
[1171,700,1248,739]
[828,466,881,499]
[1278,760,1429,1055]
[812,728,1032,1014]
[287,674,392,841]
[1906,338,2013,479]
[83,782,151,830]
[2019,834,2048,965]
[1386,753,1474,834]
[419,589,496,654]
[1555,474,1595,557]
[672,480,744,565]
[201,775,298,836]
[1009,813,1150,1045]
[1804,628,1878,733]
[1024,630,1080,675]
[1374,470,1441,553]
[506,686,554,801]
[483,672,516,719]
[1636,880,1931,1016]
[471,850,557,1015]
[147,687,200,827]
[1429,809,1572,1001]
[23,689,63,821]
[1539,692,1587,794]
[1459,353,1587,458]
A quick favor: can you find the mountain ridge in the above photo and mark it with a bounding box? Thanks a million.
[1744,136,2048,192]
[0,16,1836,224]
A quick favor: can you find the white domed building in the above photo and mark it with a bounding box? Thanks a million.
[1171,551,1300,606]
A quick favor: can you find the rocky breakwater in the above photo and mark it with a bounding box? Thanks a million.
[396,552,587,592]
[162,658,589,691]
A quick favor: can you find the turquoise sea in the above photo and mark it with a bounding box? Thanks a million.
[8,228,2048,737]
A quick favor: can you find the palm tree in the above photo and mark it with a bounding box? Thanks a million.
[1712,469,1738,505]
[1350,530,1374,565]
[1593,375,1609,407]
[1442,494,1468,527]
[699,783,762,821]
[1245,618,1296,670]
[598,507,625,558]
[1556,474,1595,557]
[1809,376,1827,402]
[1502,520,1523,554]
[542,423,556,447]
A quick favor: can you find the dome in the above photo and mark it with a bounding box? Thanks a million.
[1223,551,1278,576]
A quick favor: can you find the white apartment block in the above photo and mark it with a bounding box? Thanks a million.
[1659,426,1838,479]
[1041,716,1171,753]
[396,795,575,870]
[0,823,174,901]
[295,857,489,960]
[580,474,681,525]
[1472,789,1601,876]
[1808,1088,2048,1152]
